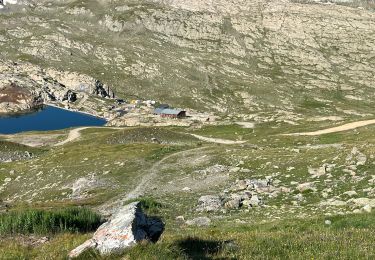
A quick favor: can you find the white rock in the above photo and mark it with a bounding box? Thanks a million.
[325,220,332,225]
[363,205,372,213]
[308,166,326,178]
[343,191,357,197]
[348,198,375,208]
[68,202,164,258]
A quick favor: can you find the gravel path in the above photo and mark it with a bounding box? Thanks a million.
[190,134,246,144]
[285,119,375,136]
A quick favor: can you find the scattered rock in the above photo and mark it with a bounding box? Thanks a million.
[343,191,357,197]
[230,179,247,192]
[196,195,222,212]
[308,166,326,178]
[175,216,185,222]
[186,217,211,227]
[224,196,241,209]
[297,182,316,193]
[363,205,372,213]
[347,198,375,208]
[346,147,367,166]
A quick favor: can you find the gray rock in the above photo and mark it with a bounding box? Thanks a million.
[224,197,241,209]
[343,191,357,197]
[308,166,326,178]
[297,182,316,193]
[346,147,367,166]
[363,205,372,213]
[248,195,261,207]
[68,202,164,258]
[186,217,211,227]
[230,179,248,192]
[196,195,222,212]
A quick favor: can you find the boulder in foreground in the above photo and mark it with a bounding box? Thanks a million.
[68,202,164,258]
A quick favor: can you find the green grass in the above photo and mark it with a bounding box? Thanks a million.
[0,207,102,235]
[124,197,163,215]
[2,212,375,259]
[146,146,185,161]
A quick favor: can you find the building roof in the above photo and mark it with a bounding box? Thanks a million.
[161,109,185,115]
[154,108,165,115]
[154,108,186,115]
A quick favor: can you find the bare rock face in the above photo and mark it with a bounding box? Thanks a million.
[0,83,42,113]
[68,202,164,258]
[0,60,115,115]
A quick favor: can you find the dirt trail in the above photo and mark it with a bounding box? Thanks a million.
[190,134,246,144]
[54,127,91,146]
[285,119,375,136]
[54,126,123,146]
[98,146,211,215]
[53,128,248,147]
[125,146,210,200]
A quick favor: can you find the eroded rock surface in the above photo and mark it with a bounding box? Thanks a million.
[68,202,164,258]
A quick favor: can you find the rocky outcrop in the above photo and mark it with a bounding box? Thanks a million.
[0,60,115,114]
[0,83,43,113]
[68,202,164,258]
[94,80,114,98]
[0,0,18,9]
[0,150,33,162]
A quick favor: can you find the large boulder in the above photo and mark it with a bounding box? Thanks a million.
[68,202,164,258]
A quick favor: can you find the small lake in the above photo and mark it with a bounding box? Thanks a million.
[0,106,106,134]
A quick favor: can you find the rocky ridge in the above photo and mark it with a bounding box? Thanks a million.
[0,0,374,121]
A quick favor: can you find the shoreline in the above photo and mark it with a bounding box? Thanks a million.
[45,103,108,121]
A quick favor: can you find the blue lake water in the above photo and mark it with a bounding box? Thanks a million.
[0,106,106,134]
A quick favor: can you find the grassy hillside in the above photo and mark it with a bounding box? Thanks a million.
[0,0,374,258]
[0,120,373,258]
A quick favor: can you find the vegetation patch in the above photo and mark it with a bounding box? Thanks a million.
[124,197,163,215]
[146,146,184,161]
[0,207,102,235]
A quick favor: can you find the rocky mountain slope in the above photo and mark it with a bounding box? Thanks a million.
[0,0,374,121]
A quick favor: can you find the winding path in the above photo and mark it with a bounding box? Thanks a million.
[190,133,246,144]
[98,146,211,215]
[54,127,90,146]
[54,127,248,147]
[284,119,375,136]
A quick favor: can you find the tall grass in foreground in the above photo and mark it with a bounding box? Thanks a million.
[0,207,102,235]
